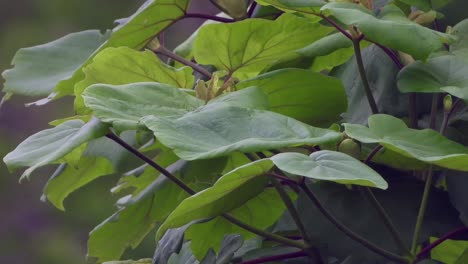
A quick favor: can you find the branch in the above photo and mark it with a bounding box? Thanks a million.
[300,183,410,263]
[152,45,212,79]
[352,38,379,114]
[184,13,235,23]
[240,251,307,264]
[106,133,305,249]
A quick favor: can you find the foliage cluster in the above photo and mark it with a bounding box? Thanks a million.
[2,0,468,263]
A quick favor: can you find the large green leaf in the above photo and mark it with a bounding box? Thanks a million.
[398,0,452,10]
[74,47,194,114]
[60,0,191,97]
[82,82,203,130]
[397,55,468,103]
[321,3,452,60]
[1,30,109,97]
[271,151,388,189]
[3,118,108,181]
[156,159,274,241]
[237,68,347,126]
[254,0,325,14]
[185,188,290,259]
[344,114,468,171]
[193,13,333,73]
[143,104,341,160]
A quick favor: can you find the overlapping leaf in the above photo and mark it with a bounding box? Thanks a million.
[143,104,341,160]
[321,3,453,60]
[193,13,333,73]
[344,114,468,171]
[1,30,109,97]
[237,69,347,125]
[156,159,274,241]
[271,150,388,189]
[74,47,194,113]
[82,82,203,130]
[3,118,108,180]
[255,0,325,14]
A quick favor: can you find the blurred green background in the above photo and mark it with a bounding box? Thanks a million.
[0,1,215,263]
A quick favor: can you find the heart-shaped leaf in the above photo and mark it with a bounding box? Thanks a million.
[74,47,194,113]
[143,104,341,160]
[271,150,388,189]
[344,114,468,171]
[82,82,203,130]
[193,13,333,73]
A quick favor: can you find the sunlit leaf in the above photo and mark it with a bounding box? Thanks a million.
[255,0,325,14]
[430,238,468,263]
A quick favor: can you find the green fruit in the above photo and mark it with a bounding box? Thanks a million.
[338,138,362,159]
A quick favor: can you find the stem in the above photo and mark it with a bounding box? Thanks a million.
[362,188,413,257]
[429,94,439,130]
[106,133,195,195]
[416,227,468,260]
[240,251,307,264]
[267,172,298,185]
[247,1,258,18]
[363,145,413,258]
[270,178,310,243]
[153,46,212,79]
[320,15,352,39]
[300,183,410,263]
[106,133,304,249]
[409,93,418,129]
[410,171,433,254]
[222,213,306,249]
[184,13,235,23]
[353,38,379,114]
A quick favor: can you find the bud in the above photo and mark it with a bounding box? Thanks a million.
[338,138,361,159]
[443,94,453,112]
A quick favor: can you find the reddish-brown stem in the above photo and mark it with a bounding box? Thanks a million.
[240,251,308,264]
[184,13,235,23]
[416,227,468,260]
[320,15,352,39]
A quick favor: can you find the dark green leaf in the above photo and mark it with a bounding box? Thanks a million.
[237,68,347,126]
[271,150,388,189]
[143,104,341,160]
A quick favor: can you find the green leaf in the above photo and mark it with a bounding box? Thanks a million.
[297,32,371,72]
[397,55,468,103]
[82,82,203,130]
[185,188,291,259]
[430,238,468,263]
[398,0,452,10]
[271,150,388,189]
[74,47,194,114]
[3,118,108,181]
[43,157,114,211]
[1,30,109,97]
[103,259,152,264]
[193,13,333,73]
[210,0,248,19]
[59,0,191,97]
[237,68,347,126]
[321,3,452,60]
[143,104,341,160]
[455,249,468,264]
[208,86,270,110]
[156,159,274,241]
[344,114,468,171]
[255,0,325,14]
